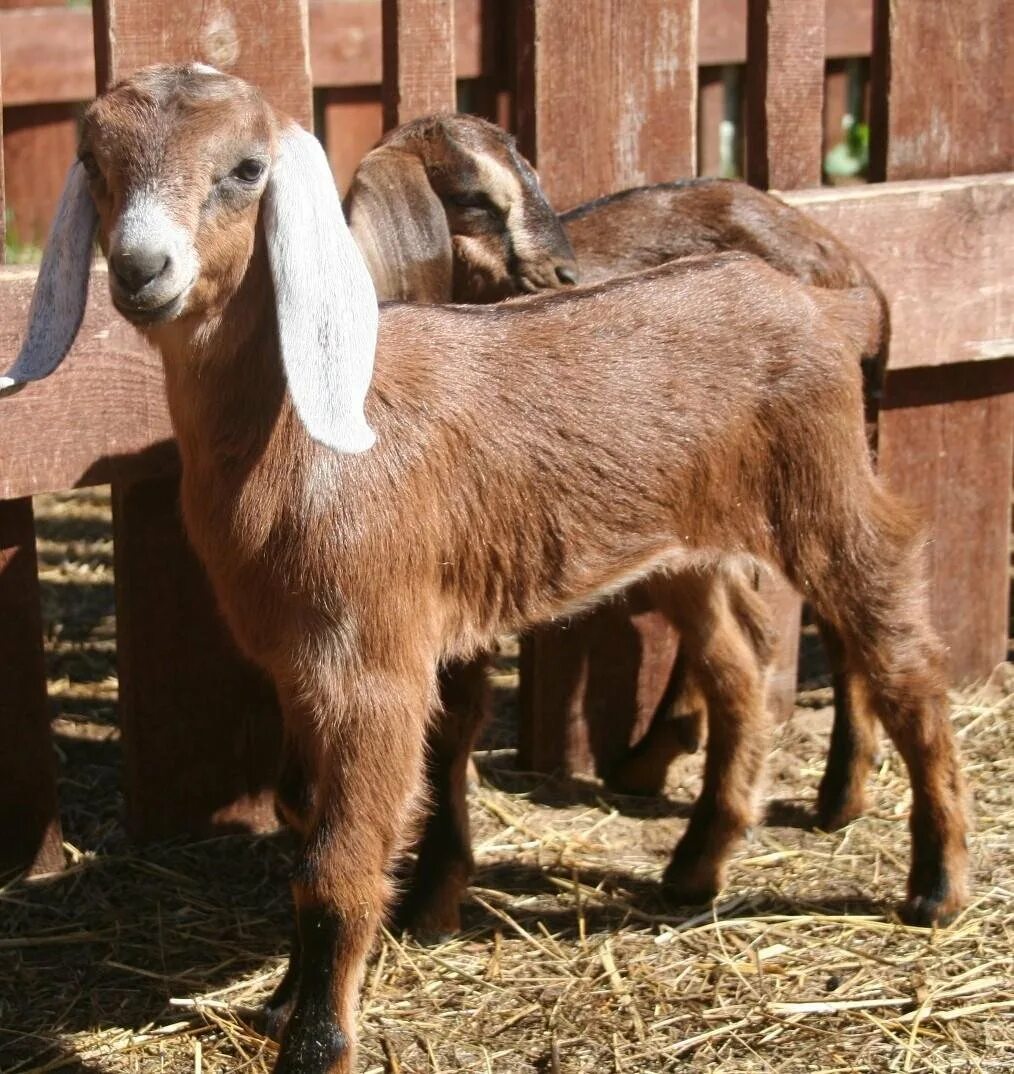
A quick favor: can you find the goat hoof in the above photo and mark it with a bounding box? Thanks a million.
[815,780,867,832]
[900,888,965,929]
[661,862,720,907]
[395,896,462,944]
[605,759,666,798]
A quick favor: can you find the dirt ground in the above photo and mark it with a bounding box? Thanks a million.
[2,489,1012,1074]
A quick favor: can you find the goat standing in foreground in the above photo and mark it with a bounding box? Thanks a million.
[3,68,967,1074]
[345,113,891,934]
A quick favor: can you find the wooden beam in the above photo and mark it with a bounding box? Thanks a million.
[0,264,174,500]
[382,0,456,129]
[746,0,826,190]
[744,0,828,715]
[784,175,1014,371]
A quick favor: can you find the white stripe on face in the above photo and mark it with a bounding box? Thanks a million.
[111,192,198,305]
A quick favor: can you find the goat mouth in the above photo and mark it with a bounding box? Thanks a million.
[113,284,192,326]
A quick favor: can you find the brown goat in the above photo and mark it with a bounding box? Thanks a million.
[3,67,967,1074]
[343,115,891,936]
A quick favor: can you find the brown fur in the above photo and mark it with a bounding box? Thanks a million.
[75,69,967,1074]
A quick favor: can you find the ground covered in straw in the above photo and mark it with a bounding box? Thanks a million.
[2,489,1012,1074]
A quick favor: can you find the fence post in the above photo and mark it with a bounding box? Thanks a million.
[92,0,315,840]
[745,0,827,718]
[382,0,456,128]
[515,0,697,776]
[0,46,64,875]
[869,0,1013,680]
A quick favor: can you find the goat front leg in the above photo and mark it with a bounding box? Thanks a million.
[652,570,774,904]
[396,653,490,941]
[273,666,432,1074]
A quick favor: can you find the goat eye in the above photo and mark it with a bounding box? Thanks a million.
[230,158,266,184]
[447,191,500,215]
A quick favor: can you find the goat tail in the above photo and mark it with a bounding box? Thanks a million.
[815,282,890,430]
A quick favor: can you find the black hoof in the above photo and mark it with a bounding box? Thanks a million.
[900,895,958,929]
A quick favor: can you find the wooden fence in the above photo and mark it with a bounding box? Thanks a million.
[0,0,1010,875]
[0,0,876,248]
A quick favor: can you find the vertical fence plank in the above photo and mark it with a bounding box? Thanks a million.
[517,0,697,208]
[382,0,456,129]
[93,0,313,840]
[0,46,64,875]
[745,0,826,190]
[0,497,64,875]
[515,0,697,776]
[870,0,1013,681]
[744,0,826,718]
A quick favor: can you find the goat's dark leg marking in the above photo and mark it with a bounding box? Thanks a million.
[397,654,490,940]
[652,571,774,903]
[815,617,880,831]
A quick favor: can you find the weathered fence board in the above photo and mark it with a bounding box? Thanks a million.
[517,0,698,209]
[382,0,456,128]
[745,0,825,190]
[515,0,697,775]
[0,498,63,874]
[90,0,315,840]
[0,266,173,499]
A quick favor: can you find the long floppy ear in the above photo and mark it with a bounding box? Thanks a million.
[0,162,97,397]
[343,145,452,303]
[264,123,378,453]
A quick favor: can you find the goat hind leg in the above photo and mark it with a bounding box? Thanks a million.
[815,617,880,831]
[653,571,773,904]
[806,505,968,926]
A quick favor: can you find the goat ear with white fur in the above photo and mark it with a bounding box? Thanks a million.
[344,146,453,303]
[0,161,97,397]
[264,123,378,454]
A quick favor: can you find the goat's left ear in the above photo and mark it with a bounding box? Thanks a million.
[0,161,97,397]
[264,122,378,453]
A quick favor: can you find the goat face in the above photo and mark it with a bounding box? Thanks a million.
[79,64,275,331]
[4,63,378,453]
[350,114,578,303]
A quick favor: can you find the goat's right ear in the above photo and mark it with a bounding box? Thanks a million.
[264,123,378,454]
[0,161,97,397]
[344,146,452,303]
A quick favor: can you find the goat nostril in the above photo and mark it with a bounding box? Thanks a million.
[111,248,172,293]
[556,265,579,286]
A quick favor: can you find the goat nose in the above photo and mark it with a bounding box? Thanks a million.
[110,247,171,293]
[556,265,579,286]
